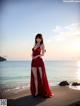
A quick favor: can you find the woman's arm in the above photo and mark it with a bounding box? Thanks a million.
[40,43,46,56]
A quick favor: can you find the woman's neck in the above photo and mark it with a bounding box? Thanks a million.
[36,42,40,46]
[37,42,40,44]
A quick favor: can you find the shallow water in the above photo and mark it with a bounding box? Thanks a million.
[0,60,80,89]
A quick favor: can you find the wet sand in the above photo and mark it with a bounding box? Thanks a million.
[0,86,80,106]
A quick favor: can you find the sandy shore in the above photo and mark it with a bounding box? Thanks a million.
[0,86,80,106]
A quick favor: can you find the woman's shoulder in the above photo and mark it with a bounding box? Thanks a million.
[32,44,40,51]
[40,44,46,52]
[40,43,44,48]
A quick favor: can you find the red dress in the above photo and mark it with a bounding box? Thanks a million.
[30,46,54,97]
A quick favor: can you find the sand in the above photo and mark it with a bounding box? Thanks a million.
[0,86,80,106]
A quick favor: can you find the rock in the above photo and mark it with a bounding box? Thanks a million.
[0,56,7,62]
[59,81,69,86]
[72,82,80,86]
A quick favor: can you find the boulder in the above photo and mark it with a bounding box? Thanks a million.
[72,82,80,86]
[59,81,69,86]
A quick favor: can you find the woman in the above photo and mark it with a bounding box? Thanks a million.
[30,33,54,98]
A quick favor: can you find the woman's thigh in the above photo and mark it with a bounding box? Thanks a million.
[32,67,37,80]
[38,67,42,79]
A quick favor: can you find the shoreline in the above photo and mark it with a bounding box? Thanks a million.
[0,83,80,94]
[0,86,80,106]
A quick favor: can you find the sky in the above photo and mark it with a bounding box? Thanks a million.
[0,0,80,60]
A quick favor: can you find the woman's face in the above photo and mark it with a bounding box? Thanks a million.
[36,38,41,43]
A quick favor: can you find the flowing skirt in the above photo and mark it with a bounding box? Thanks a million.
[30,57,54,97]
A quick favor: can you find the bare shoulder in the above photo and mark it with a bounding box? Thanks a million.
[40,44,46,53]
[40,44,44,49]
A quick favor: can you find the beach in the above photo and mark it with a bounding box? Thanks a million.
[0,86,80,106]
[0,61,80,106]
[1,0,80,105]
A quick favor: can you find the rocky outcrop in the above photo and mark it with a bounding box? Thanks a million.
[59,81,69,86]
[72,82,80,86]
[0,56,7,62]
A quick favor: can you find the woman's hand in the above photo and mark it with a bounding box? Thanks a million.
[32,55,41,60]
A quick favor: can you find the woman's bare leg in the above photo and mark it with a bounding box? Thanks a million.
[32,67,38,96]
[38,67,43,84]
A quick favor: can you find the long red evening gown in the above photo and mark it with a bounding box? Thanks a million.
[30,46,54,97]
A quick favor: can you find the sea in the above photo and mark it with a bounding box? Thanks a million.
[0,60,80,90]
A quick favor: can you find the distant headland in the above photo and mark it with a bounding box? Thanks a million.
[0,56,7,62]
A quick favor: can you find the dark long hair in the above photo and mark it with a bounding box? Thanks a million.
[35,33,43,46]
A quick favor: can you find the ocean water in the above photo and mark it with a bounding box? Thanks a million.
[0,60,80,89]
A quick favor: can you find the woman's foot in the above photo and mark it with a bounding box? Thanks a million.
[35,91,38,96]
